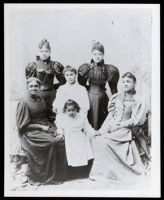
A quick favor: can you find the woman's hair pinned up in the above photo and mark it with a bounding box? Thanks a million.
[38,38,51,51]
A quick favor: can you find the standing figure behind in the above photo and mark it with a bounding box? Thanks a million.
[78,41,120,130]
[25,38,65,121]
[53,65,90,117]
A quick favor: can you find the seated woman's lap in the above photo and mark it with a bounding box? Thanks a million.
[23,131,62,147]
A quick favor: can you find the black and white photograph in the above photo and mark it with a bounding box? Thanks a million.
[4,3,160,197]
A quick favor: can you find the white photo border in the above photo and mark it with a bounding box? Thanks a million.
[4,3,160,197]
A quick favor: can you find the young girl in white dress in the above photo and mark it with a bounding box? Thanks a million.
[55,99,96,167]
[53,65,90,117]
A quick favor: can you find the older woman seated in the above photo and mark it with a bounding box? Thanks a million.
[16,77,67,185]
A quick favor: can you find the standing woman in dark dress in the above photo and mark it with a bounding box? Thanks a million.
[78,41,120,130]
[25,38,66,120]
[16,77,67,185]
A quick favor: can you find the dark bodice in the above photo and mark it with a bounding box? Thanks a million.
[25,57,66,91]
[16,95,51,133]
[88,64,107,93]
[78,60,119,94]
[36,59,55,89]
[24,95,50,125]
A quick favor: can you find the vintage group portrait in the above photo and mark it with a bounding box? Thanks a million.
[4,3,160,197]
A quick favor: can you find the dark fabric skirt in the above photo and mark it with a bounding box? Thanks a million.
[67,159,94,180]
[19,130,67,183]
[88,91,109,130]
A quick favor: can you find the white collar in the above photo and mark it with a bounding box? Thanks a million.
[65,82,79,87]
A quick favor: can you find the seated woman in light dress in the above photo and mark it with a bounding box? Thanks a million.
[89,72,147,185]
[56,99,96,178]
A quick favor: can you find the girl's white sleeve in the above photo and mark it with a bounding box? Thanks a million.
[52,87,64,113]
[55,114,63,129]
[84,118,95,136]
[55,114,65,135]
[80,87,90,111]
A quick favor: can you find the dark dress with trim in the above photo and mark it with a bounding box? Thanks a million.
[78,59,119,130]
[25,57,66,121]
[16,95,67,183]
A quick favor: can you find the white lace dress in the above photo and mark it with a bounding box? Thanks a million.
[56,113,95,167]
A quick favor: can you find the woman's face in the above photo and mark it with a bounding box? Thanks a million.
[92,49,104,63]
[65,105,77,118]
[64,71,76,84]
[38,46,50,61]
[122,77,136,93]
[27,80,40,96]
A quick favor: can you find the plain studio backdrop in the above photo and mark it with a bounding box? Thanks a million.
[5,5,161,198]
[8,7,152,109]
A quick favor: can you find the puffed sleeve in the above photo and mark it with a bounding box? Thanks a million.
[78,63,91,88]
[52,86,63,113]
[16,100,31,134]
[84,118,95,136]
[25,62,37,79]
[106,65,120,95]
[53,61,66,87]
[78,86,90,115]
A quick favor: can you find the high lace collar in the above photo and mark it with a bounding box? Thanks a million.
[66,81,78,86]
[36,56,51,65]
[90,59,104,67]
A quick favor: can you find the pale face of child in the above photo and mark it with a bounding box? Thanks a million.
[38,46,50,61]
[27,80,40,96]
[122,77,136,93]
[92,49,104,63]
[64,71,76,85]
[65,105,78,118]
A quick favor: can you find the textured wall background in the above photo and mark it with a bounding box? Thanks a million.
[8,8,152,110]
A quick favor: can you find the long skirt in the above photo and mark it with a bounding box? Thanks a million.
[89,135,145,184]
[19,130,67,183]
[88,91,109,130]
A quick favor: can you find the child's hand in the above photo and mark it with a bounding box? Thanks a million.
[55,128,65,141]
[53,108,58,114]
[94,130,102,136]
[57,128,64,135]
[56,134,65,141]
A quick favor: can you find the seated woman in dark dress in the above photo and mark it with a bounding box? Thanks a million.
[16,77,67,185]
